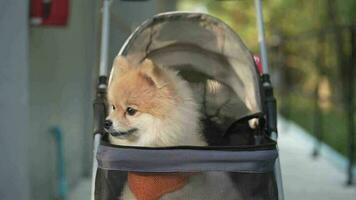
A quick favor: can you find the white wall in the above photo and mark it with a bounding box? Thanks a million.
[0,1,31,200]
[28,1,98,199]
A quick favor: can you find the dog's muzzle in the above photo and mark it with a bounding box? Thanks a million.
[108,128,138,137]
[103,120,138,137]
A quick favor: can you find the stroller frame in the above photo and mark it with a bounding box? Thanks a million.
[91,1,284,200]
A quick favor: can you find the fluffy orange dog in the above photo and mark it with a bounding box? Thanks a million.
[105,56,240,200]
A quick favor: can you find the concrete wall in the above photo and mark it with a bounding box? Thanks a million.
[28,1,98,199]
[0,1,31,200]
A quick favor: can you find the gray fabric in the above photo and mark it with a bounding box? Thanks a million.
[97,145,277,173]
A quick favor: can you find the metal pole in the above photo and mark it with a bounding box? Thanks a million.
[312,34,326,158]
[91,1,112,200]
[312,82,323,158]
[255,0,284,198]
[274,151,285,200]
[51,127,68,200]
[99,0,112,77]
[90,134,102,200]
[90,80,107,200]
[347,26,355,185]
[255,0,269,74]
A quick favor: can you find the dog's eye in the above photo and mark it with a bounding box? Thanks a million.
[112,105,116,110]
[126,107,137,116]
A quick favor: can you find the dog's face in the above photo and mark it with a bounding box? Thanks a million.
[105,56,177,146]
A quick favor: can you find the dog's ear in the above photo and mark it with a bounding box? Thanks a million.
[108,55,130,85]
[140,58,167,88]
[113,55,130,74]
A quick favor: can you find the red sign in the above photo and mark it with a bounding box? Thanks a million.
[30,0,69,26]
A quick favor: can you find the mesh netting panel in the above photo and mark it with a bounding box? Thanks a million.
[95,170,278,200]
[95,127,278,200]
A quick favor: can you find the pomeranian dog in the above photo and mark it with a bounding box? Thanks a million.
[105,55,240,200]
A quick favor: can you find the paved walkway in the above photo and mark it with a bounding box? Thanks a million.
[278,117,356,200]
[68,178,90,200]
[69,117,356,200]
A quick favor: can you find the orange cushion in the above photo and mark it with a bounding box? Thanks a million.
[128,172,191,200]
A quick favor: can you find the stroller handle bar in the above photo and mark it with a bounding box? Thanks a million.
[99,0,112,76]
[97,0,271,77]
[254,0,269,75]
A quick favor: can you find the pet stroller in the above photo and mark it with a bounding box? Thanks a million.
[92,1,284,200]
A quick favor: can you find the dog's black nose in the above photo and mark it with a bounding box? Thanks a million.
[104,120,112,130]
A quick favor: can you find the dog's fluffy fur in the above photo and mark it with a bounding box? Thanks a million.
[107,56,205,147]
[107,56,240,200]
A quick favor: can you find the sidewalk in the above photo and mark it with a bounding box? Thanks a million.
[68,178,90,200]
[278,117,356,200]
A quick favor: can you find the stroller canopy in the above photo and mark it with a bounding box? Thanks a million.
[96,12,279,200]
[110,12,262,131]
